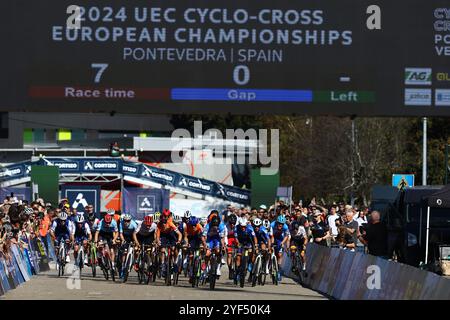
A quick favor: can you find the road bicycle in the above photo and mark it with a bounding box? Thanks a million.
[207,248,222,290]
[121,241,135,283]
[269,244,279,285]
[237,245,253,288]
[289,244,307,284]
[74,241,86,274]
[56,239,71,277]
[189,245,205,288]
[252,246,269,287]
[160,243,181,286]
[89,241,97,277]
[97,239,115,282]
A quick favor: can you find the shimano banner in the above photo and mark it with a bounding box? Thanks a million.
[0,188,31,203]
[123,187,169,221]
[61,185,101,214]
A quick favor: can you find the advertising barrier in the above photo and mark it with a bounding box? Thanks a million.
[0,238,51,296]
[301,243,450,300]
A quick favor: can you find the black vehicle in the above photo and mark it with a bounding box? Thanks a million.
[378,185,450,271]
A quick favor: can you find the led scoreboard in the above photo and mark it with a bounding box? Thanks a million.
[0,0,449,116]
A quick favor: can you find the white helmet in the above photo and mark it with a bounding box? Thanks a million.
[59,212,68,221]
[123,214,132,221]
[253,218,262,227]
[184,210,192,219]
[263,219,271,229]
[75,214,85,223]
[238,217,248,226]
[107,208,115,216]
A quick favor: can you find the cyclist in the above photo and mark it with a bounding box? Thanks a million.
[225,213,238,279]
[252,218,272,275]
[234,217,257,282]
[202,215,225,277]
[73,213,92,265]
[289,215,308,273]
[94,212,119,270]
[50,211,75,264]
[270,215,291,281]
[118,213,139,278]
[134,214,156,271]
[155,210,182,277]
[186,216,203,282]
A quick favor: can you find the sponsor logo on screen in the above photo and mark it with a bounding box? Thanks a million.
[404,89,432,106]
[405,68,432,85]
[436,72,450,82]
[435,89,450,106]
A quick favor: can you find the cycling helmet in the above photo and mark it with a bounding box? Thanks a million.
[238,217,248,227]
[75,214,85,223]
[252,218,262,227]
[123,214,132,221]
[162,208,171,216]
[104,214,113,223]
[228,214,237,225]
[144,214,154,226]
[276,215,286,224]
[173,214,182,223]
[189,216,199,226]
[59,212,68,221]
[184,210,192,219]
[106,208,115,216]
[24,207,34,215]
[211,215,220,227]
[263,219,271,229]
[208,210,219,222]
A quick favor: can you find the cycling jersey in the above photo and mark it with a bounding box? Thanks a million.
[74,221,91,242]
[203,222,225,250]
[254,226,270,245]
[270,221,290,241]
[225,223,237,239]
[96,219,118,233]
[136,221,157,236]
[186,224,203,238]
[51,219,75,237]
[156,220,178,235]
[202,222,226,240]
[178,221,186,235]
[119,219,138,236]
[235,224,255,245]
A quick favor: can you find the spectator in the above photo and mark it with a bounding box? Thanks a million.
[221,204,233,223]
[356,210,368,228]
[358,211,388,258]
[344,211,359,251]
[311,210,331,246]
[327,206,340,239]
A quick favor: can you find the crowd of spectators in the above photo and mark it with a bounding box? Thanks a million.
[221,198,389,259]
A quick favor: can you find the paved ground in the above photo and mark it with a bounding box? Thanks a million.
[1,261,326,300]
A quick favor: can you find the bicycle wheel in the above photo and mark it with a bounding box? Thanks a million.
[101,254,109,281]
[136,253,144,284]
[145,252,156,284]
[150,251,158,283]
[191,256,198,288]
[260,256,267,286]
[252,256,261,287]
[90,246,97,278]
[240,255,248,288]
[165,251,172,286]
[209,256,217,290]
[57,247,63,277]
[174,253,181,286]
[109,256,116,282]
[271,255,278,285]
[123,252,131,283]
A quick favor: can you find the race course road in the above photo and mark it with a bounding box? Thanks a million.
[1,262,326,300]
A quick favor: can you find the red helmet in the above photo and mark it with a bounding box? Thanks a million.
[144,215,153,226]
[104,214,113,223]
[162,209,171,218]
